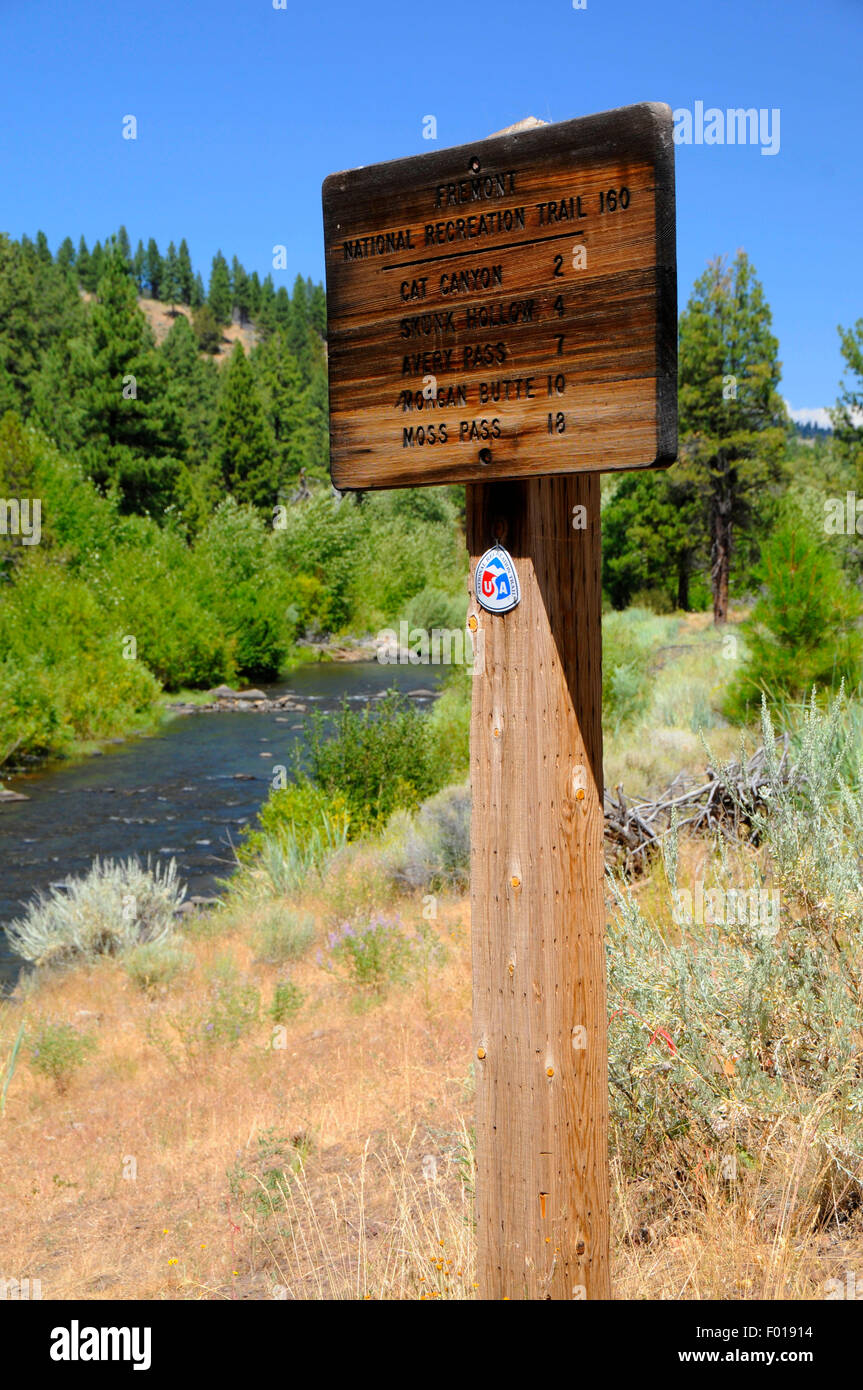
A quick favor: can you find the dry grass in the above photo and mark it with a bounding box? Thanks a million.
[0,891,472,1300]
[137,298,256,360]
[2,865,861,1300]
[81,289,256,362]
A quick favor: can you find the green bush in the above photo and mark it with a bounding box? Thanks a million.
[601,610,656,731]
[98,519,233,688]
[240,780,349,860]
[192,498,296,678]
[426,669,470,785]
[726,514,863,720]
[304,690,445,836]
[274,492,362,634]
[403,585,467,635]
[0,560,161,761]
[29,1021,96,1092]
[269,980,305,1023]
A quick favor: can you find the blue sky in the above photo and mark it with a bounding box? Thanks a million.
[1,0,859,412]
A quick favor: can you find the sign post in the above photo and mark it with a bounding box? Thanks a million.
[322,103,676,1299]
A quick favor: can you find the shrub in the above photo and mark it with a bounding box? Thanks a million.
[725,514,863,719]
[403,586,467,635]
[606,692,863,1218]
[304,691,444,836]
[124,942,192,994]
[269,980,305,1023]
[384,784,470,893]
[320,914,445,1000]
[192,498,297,678]
[601,610,656,730]
[426,668,471,785]
[29,1021,96,1092]
[0,561,161,763]
[322,916,416,995]
[239,780,349,861]
[253,907,315,964]
[6,857,185,966]
[231,813,347,901]
[100,521,234,688]
[202,978,260,1045]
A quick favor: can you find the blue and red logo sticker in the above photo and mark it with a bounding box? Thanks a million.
[474,545,521,614]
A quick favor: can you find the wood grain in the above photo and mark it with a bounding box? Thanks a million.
[467,474,610,1299]
[322,102,676,489]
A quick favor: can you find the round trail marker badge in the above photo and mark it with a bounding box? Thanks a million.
[475,545,521,613]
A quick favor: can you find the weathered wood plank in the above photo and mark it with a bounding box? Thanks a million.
[323,102,676,489]
[467,473,609,1299]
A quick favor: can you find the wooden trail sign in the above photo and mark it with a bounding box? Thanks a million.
[322,103,677,1300]
[322,102,676,490]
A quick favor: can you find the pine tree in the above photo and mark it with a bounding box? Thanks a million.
[726,507,863,716]
[288,273,309,362]
[76,236,91,288]
[191,271,205,309]
[162,241,181,311]
[86,241,104,293]
[832,319,863,474]
[71,245,182,512]
[247,270,262,322]
[678,252,786,623]
[132,240,146,293]
[0,233,86,418]
[273,285,291,333]
[231,256,254,324]
[256,275,277,336]
[192,303,223,354]
[211,341,276,507]
[177,238,194,304]
[309,281,327,338]
[161,312,220,522]
[56,237,76,275]
[145,238,162,299]
[302,358,329,475]
[35,230,52,265]
[208,251,232,325]
[116,225,132,266]
[253,331,308,487]
[602,472,703,610]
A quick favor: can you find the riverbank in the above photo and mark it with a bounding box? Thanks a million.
[0,635,386,784]
[0,661,446,991]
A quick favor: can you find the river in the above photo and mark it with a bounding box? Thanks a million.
[0,661,443,991]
